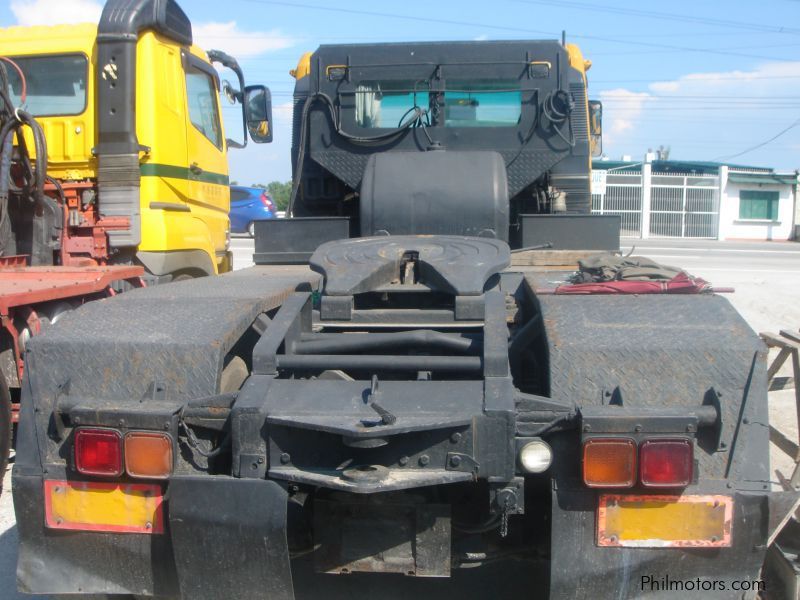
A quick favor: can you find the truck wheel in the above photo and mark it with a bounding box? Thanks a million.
[0,371,10,496]
[51,595,175,599]
[220,355,248,393]
[51,596,122,599]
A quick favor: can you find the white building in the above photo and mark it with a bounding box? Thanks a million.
[591,159,798,241]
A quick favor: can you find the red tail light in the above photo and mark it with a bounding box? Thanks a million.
[75,428,123,477]
[639,439,693,488]
[260,192,275,211]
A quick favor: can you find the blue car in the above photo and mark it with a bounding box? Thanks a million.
[229,185,277,236]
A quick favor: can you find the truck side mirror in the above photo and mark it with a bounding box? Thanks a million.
[588,100,602,158]
[244,85,273,144]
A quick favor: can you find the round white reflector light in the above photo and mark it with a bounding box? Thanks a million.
[520,440,553,473]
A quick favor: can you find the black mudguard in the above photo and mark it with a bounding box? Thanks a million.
[14,473,294,597]
[14,472,179,595]
[169,476,293,600]
[536,292,776,599]
[549,487,769,600]
[13,267,316,597]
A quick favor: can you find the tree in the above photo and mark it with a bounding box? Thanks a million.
[269,181,292,211]
[249,181,292,211]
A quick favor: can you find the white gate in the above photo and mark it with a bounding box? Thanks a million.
[650,173,720,239]
[592,168,720,239]
[591,170,642,237]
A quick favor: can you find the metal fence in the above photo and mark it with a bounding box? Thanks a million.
[591,171,642,237]
[650,173,720,239]
[592,169,720,239]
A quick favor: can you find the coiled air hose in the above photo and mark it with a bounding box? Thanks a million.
[287,92,430,217]
[0,58,59,262]
[542,89,575,148]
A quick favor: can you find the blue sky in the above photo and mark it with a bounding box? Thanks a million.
[3,0,800,184]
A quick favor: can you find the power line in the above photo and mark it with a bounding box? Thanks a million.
[510,0,800,36]
[239,71,800,84]
[591,75,800,83]
[199,30,793,42]
[590,42,800,57]
[234,0,794,62]
[714,117,800,159]
[599,95,800,99]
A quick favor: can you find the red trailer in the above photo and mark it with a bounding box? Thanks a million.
[0,257,144,492]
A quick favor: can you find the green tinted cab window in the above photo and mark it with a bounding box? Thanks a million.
[186,67,223,149]
[354,81,427,128]
[353,79,521,129]
[444,81,521,127]
[7,54,87,117]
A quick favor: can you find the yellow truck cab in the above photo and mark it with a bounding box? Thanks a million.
[0,0,273,280]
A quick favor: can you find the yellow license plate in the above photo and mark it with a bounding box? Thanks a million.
[44,480,164,534]
[598,494,733,548]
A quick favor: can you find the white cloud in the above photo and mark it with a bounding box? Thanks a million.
[11,0,101,25]
[598,88,653,143]
[596,61,800,168]
[193,22,294,58]
[273,100,294,125]
[649,81,679,93]
[649,61,800,94]
[473,34,489,41]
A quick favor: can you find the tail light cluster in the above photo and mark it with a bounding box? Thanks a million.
[260,192,275,212]
[74,428,173,480]
[583,437,693,489]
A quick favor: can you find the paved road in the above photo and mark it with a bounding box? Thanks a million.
[1,236,798,598]
[620,238,800,336]
[233,235,800,334]
[231,233,257,270]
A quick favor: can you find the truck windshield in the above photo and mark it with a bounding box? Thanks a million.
[6,54,88,117]
[353,79,521,129]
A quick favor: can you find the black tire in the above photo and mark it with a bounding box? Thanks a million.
[171,273,194,283]
[0,371,10,496]
[50,596,153,599]
[51,596,118,599]
[220,355,249,393]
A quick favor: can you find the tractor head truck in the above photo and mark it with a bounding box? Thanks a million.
[11,2,797,599]
[0,0,272,494]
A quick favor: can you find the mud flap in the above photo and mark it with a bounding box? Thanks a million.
[169,476,293,600]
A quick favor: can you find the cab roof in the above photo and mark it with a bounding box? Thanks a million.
[0,22,98,57]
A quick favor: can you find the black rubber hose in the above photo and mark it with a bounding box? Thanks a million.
[276,354,482,373]
[286,92,428,217]
[294,330,478,354]
[542,89,575,148]
[0,111,48,210]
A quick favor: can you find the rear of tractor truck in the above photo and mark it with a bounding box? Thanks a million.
[11,18,799,600]
[11,235,797,599]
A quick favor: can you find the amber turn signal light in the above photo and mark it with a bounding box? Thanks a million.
[124,432,173,479]
[582,438,637,488]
